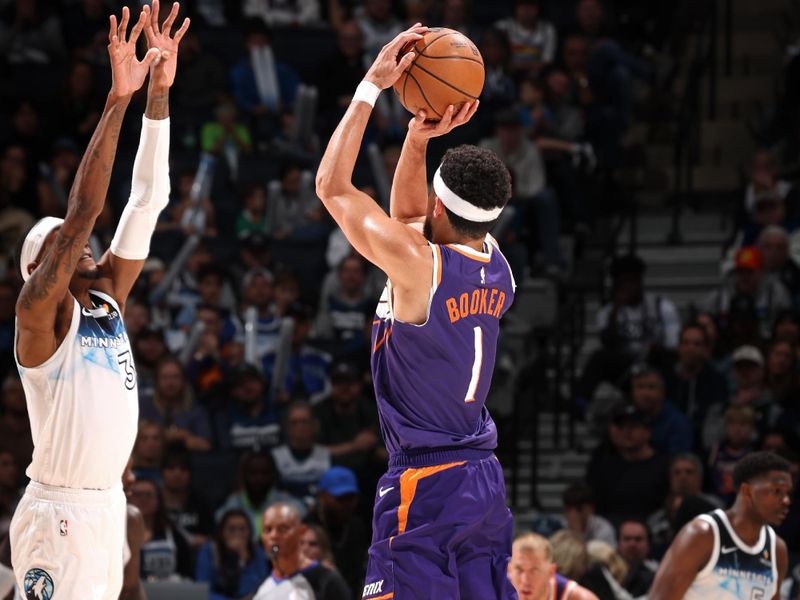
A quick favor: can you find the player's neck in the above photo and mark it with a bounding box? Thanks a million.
[726,504,764,544]
[273,552,310,578]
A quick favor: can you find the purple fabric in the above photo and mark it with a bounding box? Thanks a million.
[554,573,573,600]
[362,454,517,599]
[370,242,515,456]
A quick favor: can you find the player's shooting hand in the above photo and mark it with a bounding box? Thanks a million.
[108,6,161,98]
[364,23,427,90]
[143,0,191,89]
[407,101,479,141]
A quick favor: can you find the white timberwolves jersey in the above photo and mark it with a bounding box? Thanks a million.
[14,290,138,489]
[685,509,778,600]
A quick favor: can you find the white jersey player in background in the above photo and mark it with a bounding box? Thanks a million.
[11,2,188,598]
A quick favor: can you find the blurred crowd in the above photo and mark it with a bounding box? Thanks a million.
[2,0,798,599]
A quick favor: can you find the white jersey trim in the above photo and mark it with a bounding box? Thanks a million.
[696,514,720,579]
[715,509,766,554]
[88,289,122,313]
[14,299,79,371]
[486,233,516,291]
[770,521,777,587]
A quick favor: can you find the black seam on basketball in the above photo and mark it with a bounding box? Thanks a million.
[406,70,443,118]
[402,69,409,111]
[409,62,480,100]
[415,55,483,65]
[417,31,460,56]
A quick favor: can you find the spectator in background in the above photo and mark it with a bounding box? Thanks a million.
[270,164,327,243]
[195,508,269,600]
[272,271,301,317]
[217,450,288,540]
[0,373,32,483]
[4,99,47,165]
[300,523,337,572]
[242,0,321,27]
[314,254,373,359]
[58,60,102,146]
[306,466,369,595]
[0,143,46,218]
[129,477,194,581]
[140,356,213,451]
[60,0,108,65]
[314,361,383,476]
[133,326,168,397]
[707,405,757,505]
[578,255,681,401]
[236,184,271,239]
[616,520,657,597]
[629,365,692,456]
[440,0,480,41]
[213,363,280,451]
[478,28,516,123]
[758,225,800,310]
[161,445,214,551]
[494,0,557,75]
[201,99,253,181]
[263,303,331,405]
[647,453,722,559]
[132,420,166,483]
[560,483,616,547]
[316,19,366,137]
[743,149,799,222]
[581,540,629,600]
[701,246,791,339]
[508,532,598,600]
[722,345,776,435]
[255,502,350,599]
[549,530,590,583]
[480,108,563,273]
[170,30,227,131]
[662,322,729,443]
[0,0,65,64]
[272,401,331,506]
[765,339,799,406]
[230,19,301,141]
[586,403,670,524]
[333,0,402,62]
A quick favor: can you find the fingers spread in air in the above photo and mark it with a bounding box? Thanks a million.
[129,9,147,45]
[162,2,180,36]
[118,6,130,41]
[173,17,191,44]
[108,14,117,44]
[151,0,161,31]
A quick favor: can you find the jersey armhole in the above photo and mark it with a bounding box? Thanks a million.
[14,299,80,371]
[696,514,720,578]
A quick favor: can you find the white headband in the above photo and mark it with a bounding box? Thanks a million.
[20,217,64,281]
[433,167,503,223]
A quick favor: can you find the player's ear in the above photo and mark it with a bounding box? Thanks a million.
[433,196,445,218]
[26,261,37,277]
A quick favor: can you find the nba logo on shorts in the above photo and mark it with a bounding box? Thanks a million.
[23,568,54,600]
[59,520,67,536]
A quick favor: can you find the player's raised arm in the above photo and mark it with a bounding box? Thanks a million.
[16,7,159,367]
[315,25,433,289]
[390,102,479,223]
[100,0,190,305]
[648,519,715,600]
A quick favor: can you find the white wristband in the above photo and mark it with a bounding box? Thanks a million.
[352,80,381,108]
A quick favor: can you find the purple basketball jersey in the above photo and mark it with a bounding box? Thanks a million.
[370,234,515,456]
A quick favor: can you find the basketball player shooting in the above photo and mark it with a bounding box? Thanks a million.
[11,3,188,599]
[649,452,791,600]
[316,25,517,600]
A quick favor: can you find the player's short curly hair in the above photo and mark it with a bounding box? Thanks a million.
[733,451,791,488]
[438,145,512,239]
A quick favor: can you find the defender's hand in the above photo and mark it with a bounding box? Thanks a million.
[144,0,191,89]
[108,6,160,98]
[364,23,427,90]
[407,101,479,142]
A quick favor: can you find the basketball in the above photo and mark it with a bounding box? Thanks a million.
[393,28,484,120]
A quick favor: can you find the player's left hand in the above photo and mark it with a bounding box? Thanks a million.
[407,101,479,141]
[143,0,190,89]
[364,23,427,90]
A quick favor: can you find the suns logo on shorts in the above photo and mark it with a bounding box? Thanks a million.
[23,568,54,600]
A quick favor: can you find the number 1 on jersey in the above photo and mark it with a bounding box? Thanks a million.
[465,326,483,403]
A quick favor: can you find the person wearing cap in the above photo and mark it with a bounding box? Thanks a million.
[701,245,792,339]
[306,466,369,595]
[314,361,383,476]
[629,365,692,456]
[587,402,670,526]
[212,362,280,451]
[578,254,681,401]
[10,4,190,597]
[254,501,350,600]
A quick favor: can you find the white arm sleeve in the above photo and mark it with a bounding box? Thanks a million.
[110,115,171,260]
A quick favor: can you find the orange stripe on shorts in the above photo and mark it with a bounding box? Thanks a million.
[396,461,466,535]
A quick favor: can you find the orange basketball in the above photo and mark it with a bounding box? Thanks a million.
[393,28,484,121]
